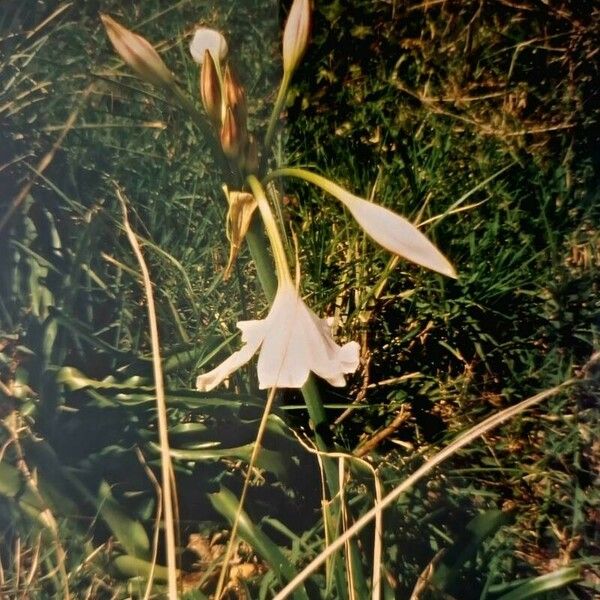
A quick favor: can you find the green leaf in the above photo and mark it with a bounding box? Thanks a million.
[112,554,173,583]
[21,438,81,516]
[149,442,288,480]
[97,481,151,560]
[0,460,46,514]
[162,334,238,373]
[56,366,152,391]
[168,422,212,445]
[495,566,580,600]
[0,456,82,531]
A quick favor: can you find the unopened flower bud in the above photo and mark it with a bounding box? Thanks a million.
[190,28,228,64]
[101,14,174,88]
[282,0,311,75]
[223,66,247,127]
[221,106,243,159]
[201,49,222,124]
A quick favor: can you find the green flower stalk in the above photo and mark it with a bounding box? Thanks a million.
[264,0,312,151]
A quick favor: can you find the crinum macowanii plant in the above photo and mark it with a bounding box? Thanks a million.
[101,2,457,595]
[102,4,455,394]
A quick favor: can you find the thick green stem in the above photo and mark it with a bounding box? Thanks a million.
[245,219,338,494]
[247,176,293,285]
[247,176,339,496]
[245,218,278,302]
[300,377,339,495]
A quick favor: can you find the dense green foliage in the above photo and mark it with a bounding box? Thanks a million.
[0,0,598,598]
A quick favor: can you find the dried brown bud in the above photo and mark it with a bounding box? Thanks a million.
[220,106,243,159]
[223,65,248,127]
[223,187,257,279]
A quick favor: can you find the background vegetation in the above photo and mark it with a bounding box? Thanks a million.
[0,0,598,598]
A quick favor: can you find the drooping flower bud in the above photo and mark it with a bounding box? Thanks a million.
[282,0,311,75]
[100,14,175,89]
[223,187,258,279]
[189,28,228,64]
[220,106,243,159]
[201,49,222,124]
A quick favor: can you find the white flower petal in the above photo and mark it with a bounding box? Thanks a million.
[338,340,361,373]
[256,288,310,388]
[320,341,361,387]
[255,284,361,389]
[283,309,343,386]
[196,283,360,391]
[303,311,360,384]
[189,28,228,64]
[341,193,457,278]
[238,319,266,345]
[258,333,312,389]
[195,320,264,391]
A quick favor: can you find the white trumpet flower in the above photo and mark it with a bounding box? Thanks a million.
[196,281,360,391]
[189,27,228,64]
[196,175,360,392]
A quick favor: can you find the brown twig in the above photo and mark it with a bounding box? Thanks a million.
[355,406,412,458]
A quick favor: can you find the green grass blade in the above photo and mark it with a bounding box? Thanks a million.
[495,566,581,600]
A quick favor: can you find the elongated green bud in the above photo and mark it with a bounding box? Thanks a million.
[201,49,222,124]
[100,14,174,88]
[282,0,311,75]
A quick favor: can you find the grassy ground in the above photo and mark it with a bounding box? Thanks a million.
[1,0,598,598]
